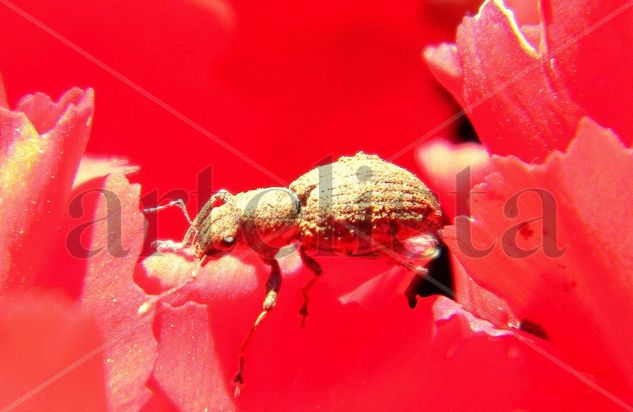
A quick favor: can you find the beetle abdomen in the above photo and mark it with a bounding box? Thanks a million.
[289,152,441,254]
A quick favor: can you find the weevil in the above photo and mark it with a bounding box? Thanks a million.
[142,152,442,397]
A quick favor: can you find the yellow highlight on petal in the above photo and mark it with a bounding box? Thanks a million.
[0,119,45,194]
[477,0,539,59]
[137,301,154,316]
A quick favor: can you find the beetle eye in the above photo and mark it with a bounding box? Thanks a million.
[222,236,236,247]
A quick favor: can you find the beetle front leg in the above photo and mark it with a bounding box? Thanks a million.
[233,257,281,398]
[184,190,234,246]
[144,198,193,225]
[144,199,195,253]
[137,255,207,315]
[150,239,194,255]
[298,246,322,326]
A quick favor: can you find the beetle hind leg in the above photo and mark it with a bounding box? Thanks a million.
[395,241,453,307]
[298,246,322,326]
[400,261,454,308]
[403,265,429,308]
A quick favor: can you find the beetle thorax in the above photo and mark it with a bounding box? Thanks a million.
[235,187,301,252]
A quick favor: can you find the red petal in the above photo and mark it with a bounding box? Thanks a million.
[152,302,234,410]
[443,118,633,400]
[16,87,91,135]
[431,297,623,409]
[542,0,633,144]
[505,0,540,25]
[451,254,518,327]
[145,244,614,408]
[73,157,139,189]
[415,137,491,220]
[423,44,465,108]
[427,0,583,161]
[141,246,409,312]
[140,246,276,305]
[0,73,6,108]
[414,138,516,325]
[338,264,413,309]
[46,158,139,297]
[78,173,157,410]
[258,292,610,408]
[0,294,106,411]
[0,88,93,289]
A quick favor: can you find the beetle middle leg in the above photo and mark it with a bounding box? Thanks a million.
[298,246,322,326]
[233,257,282,398]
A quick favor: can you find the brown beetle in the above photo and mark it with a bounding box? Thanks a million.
[142,152,442,396]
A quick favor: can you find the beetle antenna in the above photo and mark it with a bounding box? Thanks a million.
[138,255,207,316]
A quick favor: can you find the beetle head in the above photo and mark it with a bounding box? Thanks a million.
[191,187,301,258]
[192,197,242,256]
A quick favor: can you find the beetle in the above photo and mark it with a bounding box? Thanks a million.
[142,152,442,396]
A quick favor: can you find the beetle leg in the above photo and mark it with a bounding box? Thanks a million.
[137,255,206,315]
[144,198,193,225]
[183,190,234,246]
[191,190,233,228]
[298,246,322,326]
[403,266,429,309]
[233,257,281,398]
[400,260,454,308]
[403,242,453,307]
[151,239,193,255]
[144,199,198,252]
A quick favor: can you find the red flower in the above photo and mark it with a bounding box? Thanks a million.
[415,137,491,221]
[0,0,474,409]
[0,294,106,411]
[0,82,158,409]
[142,251,611,409]
[0,83,110,406]
[425,0,633,162]
[420,0,633,406]
[0,85,92,290]
[3,0,633,409]
[436,119,633,404]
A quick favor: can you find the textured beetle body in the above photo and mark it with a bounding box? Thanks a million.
[182,152,441,259]
[290,152,442,255]
[144,152,442,397]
